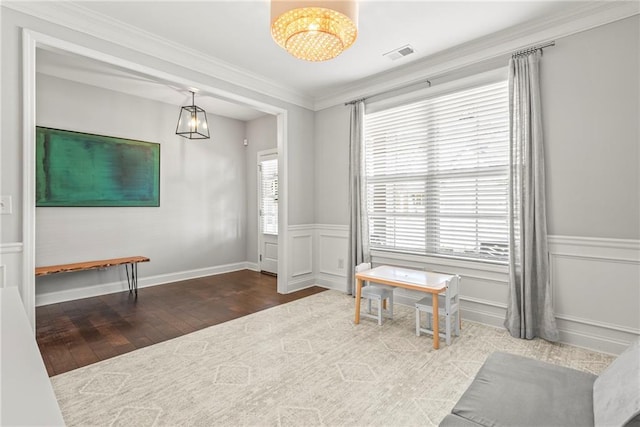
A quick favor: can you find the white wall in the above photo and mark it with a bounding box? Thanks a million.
[34,74,248,303]
[245,114,277,265]
[313,16,640,354]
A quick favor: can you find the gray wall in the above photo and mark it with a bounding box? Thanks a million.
[543,15,639,239]
[287,108,316,225]
[315,15,640,240]
[314,105,350,225]
[0,7,317,302]
[312,16,640,352]
[35,74,248,295]
[245,114,278,264]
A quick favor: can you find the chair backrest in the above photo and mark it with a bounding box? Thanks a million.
[355,262,371,273]
[355,262,372,288]
[445,275,461,311]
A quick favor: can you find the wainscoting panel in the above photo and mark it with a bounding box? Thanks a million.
[0,243,23,291]
[315,225,349,292]
[287,226,315,291]
[549,236,640,353]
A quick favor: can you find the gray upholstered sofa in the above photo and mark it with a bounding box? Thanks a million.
[440,339,640,427]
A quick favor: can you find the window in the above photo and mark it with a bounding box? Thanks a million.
[364,80,509,262]
[260,156,278,235]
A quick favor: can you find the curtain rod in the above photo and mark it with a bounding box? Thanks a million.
[344,40,556,106]
[344,79,431,106]
[512,41,556,57]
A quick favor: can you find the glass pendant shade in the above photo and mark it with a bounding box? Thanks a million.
[176,92,210,139]
[271,0,358,62]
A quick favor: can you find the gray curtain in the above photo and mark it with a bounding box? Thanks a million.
[505,51,559,342]
[347,100,370,295]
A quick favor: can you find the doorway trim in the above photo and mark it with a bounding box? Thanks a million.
[22,29,290,329]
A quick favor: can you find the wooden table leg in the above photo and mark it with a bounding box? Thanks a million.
[354,277,363,324]
[432,292,440,349]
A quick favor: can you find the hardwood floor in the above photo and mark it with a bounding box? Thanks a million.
[36,270,326,377]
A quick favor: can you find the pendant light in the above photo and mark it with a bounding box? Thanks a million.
[270,0,358,62]
[176,91,210,139]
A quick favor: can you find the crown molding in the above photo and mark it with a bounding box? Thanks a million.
[314,1,640,110]
[2,1,315,111]
[3,1,637,112]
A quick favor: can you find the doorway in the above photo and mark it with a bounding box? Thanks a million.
[258,149,278,275]
[22,31,291,329]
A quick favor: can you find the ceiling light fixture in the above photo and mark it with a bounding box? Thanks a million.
[176,91,210,140]
[270,0,358,62]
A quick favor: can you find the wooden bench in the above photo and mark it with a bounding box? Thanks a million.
[35,256,150,295]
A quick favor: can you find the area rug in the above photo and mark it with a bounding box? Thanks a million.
[52,290,614,426]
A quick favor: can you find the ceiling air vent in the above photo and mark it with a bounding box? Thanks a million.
[383,44,415,61]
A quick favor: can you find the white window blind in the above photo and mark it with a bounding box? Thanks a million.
[260,157,278,235]
[364,80,509,261]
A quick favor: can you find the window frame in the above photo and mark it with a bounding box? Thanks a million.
[363,68,510,265]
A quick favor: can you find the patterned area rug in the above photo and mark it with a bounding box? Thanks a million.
[52,290,614,426]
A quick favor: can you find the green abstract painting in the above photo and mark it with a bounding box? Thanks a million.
[36,127,160,207]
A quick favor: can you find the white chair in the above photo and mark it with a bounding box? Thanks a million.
[356,262,394,326]
[415,275,461,345]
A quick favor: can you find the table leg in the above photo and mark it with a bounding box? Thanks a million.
[432,292,440,349]
[354,277,363,325]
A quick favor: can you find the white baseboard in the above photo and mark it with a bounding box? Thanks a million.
[286,276,316,293]
[392,293,507,329]
[35,261,253,306]
[314,276,348,293]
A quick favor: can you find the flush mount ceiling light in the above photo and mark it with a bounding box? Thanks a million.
[176,91,210,140]
[270,0,358,62]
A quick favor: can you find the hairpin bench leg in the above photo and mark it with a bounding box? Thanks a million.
[125,263,138,296]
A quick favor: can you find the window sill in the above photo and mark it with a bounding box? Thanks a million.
[370,248,509,274]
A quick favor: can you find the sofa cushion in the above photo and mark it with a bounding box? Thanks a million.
[450,352,596,427]
[593,338,640,427]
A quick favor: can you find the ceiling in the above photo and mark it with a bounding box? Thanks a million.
[30,1,607,121]
[37,48,268,121]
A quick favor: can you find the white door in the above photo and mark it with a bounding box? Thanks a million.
[258,151,278,275]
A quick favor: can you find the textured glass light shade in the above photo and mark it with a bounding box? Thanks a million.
[271,0,358,62]
[176,92,209,139]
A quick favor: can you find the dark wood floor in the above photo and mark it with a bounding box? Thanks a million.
[36,270,326,377]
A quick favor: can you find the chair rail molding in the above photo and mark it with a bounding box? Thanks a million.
[0,243,24,254]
